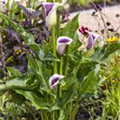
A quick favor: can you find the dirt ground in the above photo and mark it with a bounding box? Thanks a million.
[70,5,120,32]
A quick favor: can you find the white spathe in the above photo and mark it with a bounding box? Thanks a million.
[49,74,64,89]
[57,36,73,55]
[42,2,62,28]
[42,0,68,28]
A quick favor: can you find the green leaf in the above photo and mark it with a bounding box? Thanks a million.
[79,69,99,96]
[68,33,82,66]
[58,109,67,120]
[30,44,60,62]
[43,54,60,62]
[0,76,39,92]
[11,91,25,105]
[69,33,82,52]
[29,44,42,55]
[27,53,52,95]
[58,82,77,108]
[6,67,22,77]
[16,90,49,110]
[92,41,120,61]
[60,14,79,38]
[16,90,59,111]
[27,53,44,79]
[74,60,98,81]
[27,54,48,84]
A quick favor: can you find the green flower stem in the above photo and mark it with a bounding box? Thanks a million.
[69,102,73,120]
[52,111,55,120]
[57,0,62,3]
[64,46,69,76]
[71,99,80,120]
[33,0,36,9]
[44,111,49,120]
[52,27,57,73]
[56,9,61,37]
[40,111,49,120]
[56,7,62,98]
[8,0,15,19]
[28,0,31,8]
[57,56,64,98]
[57,84,60,98]
[60,56,64,75]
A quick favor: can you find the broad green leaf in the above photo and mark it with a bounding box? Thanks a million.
[27,54,49,83]
[16,90,49,110]
[58,82,77,108]
[68,33,82,65]
[0,76,39,92]
[30,44,60,62]
[60,14,79,38]
[60,75,76,90]
[79,70,99,96]
[11,91,25,105]
[92,41,120,61]
[27,53,44,79]
[74,60,98,81]
[27,54,52,95]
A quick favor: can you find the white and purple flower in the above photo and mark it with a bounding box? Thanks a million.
[42,2,62,28]
[86,31,100,50]
[1,0,5,4]
[49,74,65,89]
[42,0,68,28]
[57,36,73,55]
[78,27,100,50]
[0,0,6,11]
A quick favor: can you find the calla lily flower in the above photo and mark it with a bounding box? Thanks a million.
[49,74,64,89]
[57,36,73,55]
[42,2,62,28]
[78,27,100,50]
[0,0,6,4]
[42,0,68,28]
[86,31,100,50]
[0,0,6,11]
